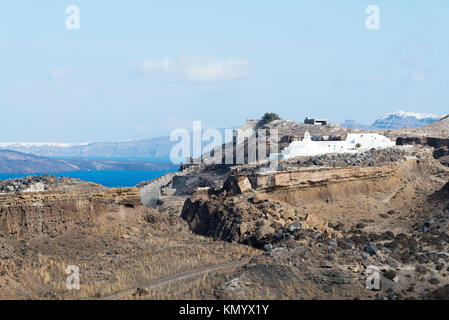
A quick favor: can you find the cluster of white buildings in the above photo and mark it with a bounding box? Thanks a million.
[279,131,395,159]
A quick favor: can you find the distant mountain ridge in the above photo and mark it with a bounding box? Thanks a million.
[0,149,178,174]
[0,128,232,161]
[340,120,372,130]
[342,111,447,130]
[0,136,174,161]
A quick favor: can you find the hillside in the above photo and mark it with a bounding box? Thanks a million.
[1,116,449,300]
[371,111,445,129]
[393,115,449,138]
[0,149,78,174]
[425,115,449,130]
[0,137,174,161]
[0,129,231,161]
[342,111,447,130]
[143,140,449,300]
[0,149,178,174]
[340,120,372,130]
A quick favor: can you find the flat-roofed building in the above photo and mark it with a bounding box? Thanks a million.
[304,117,328,125]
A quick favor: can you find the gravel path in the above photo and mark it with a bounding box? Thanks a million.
[102,258,251,300]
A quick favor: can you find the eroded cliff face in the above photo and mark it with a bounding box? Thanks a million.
[395,137,449,167]
[396,137,449,148]
[181,155,447,247]
[0,176,259,300]
[0,188,142,239]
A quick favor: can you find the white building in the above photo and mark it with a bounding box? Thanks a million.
[280,131,395,159]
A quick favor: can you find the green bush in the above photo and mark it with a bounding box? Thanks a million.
[355,143,362,148]
[261,112,281,124]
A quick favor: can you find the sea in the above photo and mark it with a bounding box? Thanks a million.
[0,170,174,188]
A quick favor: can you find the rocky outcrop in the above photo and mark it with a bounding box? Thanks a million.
[433,146,449,159]
[396,137,449,167]
[396,136,449,149]
[181,152,445,247]
[229,164,400,193]
[0,175,102,194]
[0,187,142,239]
[181,189,304,247]
[433,147,449,167]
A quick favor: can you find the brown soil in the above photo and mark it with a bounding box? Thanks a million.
[1,121,449,300]
[0,181,258,299]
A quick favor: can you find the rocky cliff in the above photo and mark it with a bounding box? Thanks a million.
[0,179,142,239]
[395,137,449,167]
[181,149,446,247]
[396,137,449,149]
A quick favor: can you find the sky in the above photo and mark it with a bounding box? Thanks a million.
[0,0,448,142]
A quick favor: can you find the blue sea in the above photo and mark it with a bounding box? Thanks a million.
[0,170,173,188]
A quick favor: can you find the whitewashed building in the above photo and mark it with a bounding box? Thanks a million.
[280,132,395,159]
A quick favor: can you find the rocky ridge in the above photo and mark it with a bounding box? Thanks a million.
[180,150,449,299]
[0,175,102,194]
[0,176,141,239]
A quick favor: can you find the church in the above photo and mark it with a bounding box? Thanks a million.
[280,131,396,159]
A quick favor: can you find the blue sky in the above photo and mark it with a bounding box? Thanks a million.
[1,1,448,142]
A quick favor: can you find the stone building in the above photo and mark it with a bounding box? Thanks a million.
[304,117,328,125]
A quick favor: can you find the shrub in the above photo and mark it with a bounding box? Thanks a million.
[261,112,281,124]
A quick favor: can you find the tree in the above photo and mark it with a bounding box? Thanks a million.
[261,112,281,124]
[355,143,362,148]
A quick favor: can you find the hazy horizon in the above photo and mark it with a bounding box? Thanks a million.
[0,109,446,144]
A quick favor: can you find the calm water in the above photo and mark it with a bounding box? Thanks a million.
[0,170,173,187]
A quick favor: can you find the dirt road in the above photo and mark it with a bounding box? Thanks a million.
[102,258,250,299]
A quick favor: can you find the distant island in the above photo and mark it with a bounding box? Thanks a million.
[342,111,447,130]
[0,149,178,174]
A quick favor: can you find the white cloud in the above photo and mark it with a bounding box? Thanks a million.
[401,72,429,84]
[51,67,72,81]
[140,56,249,83]
[409,72,428,82]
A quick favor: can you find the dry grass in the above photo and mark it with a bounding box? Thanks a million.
[1,197,260,300]
[14,223,258,300]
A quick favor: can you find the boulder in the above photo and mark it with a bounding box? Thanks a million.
[288,221,301,232]
[364,243,378,255]
[236,176,253,193]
